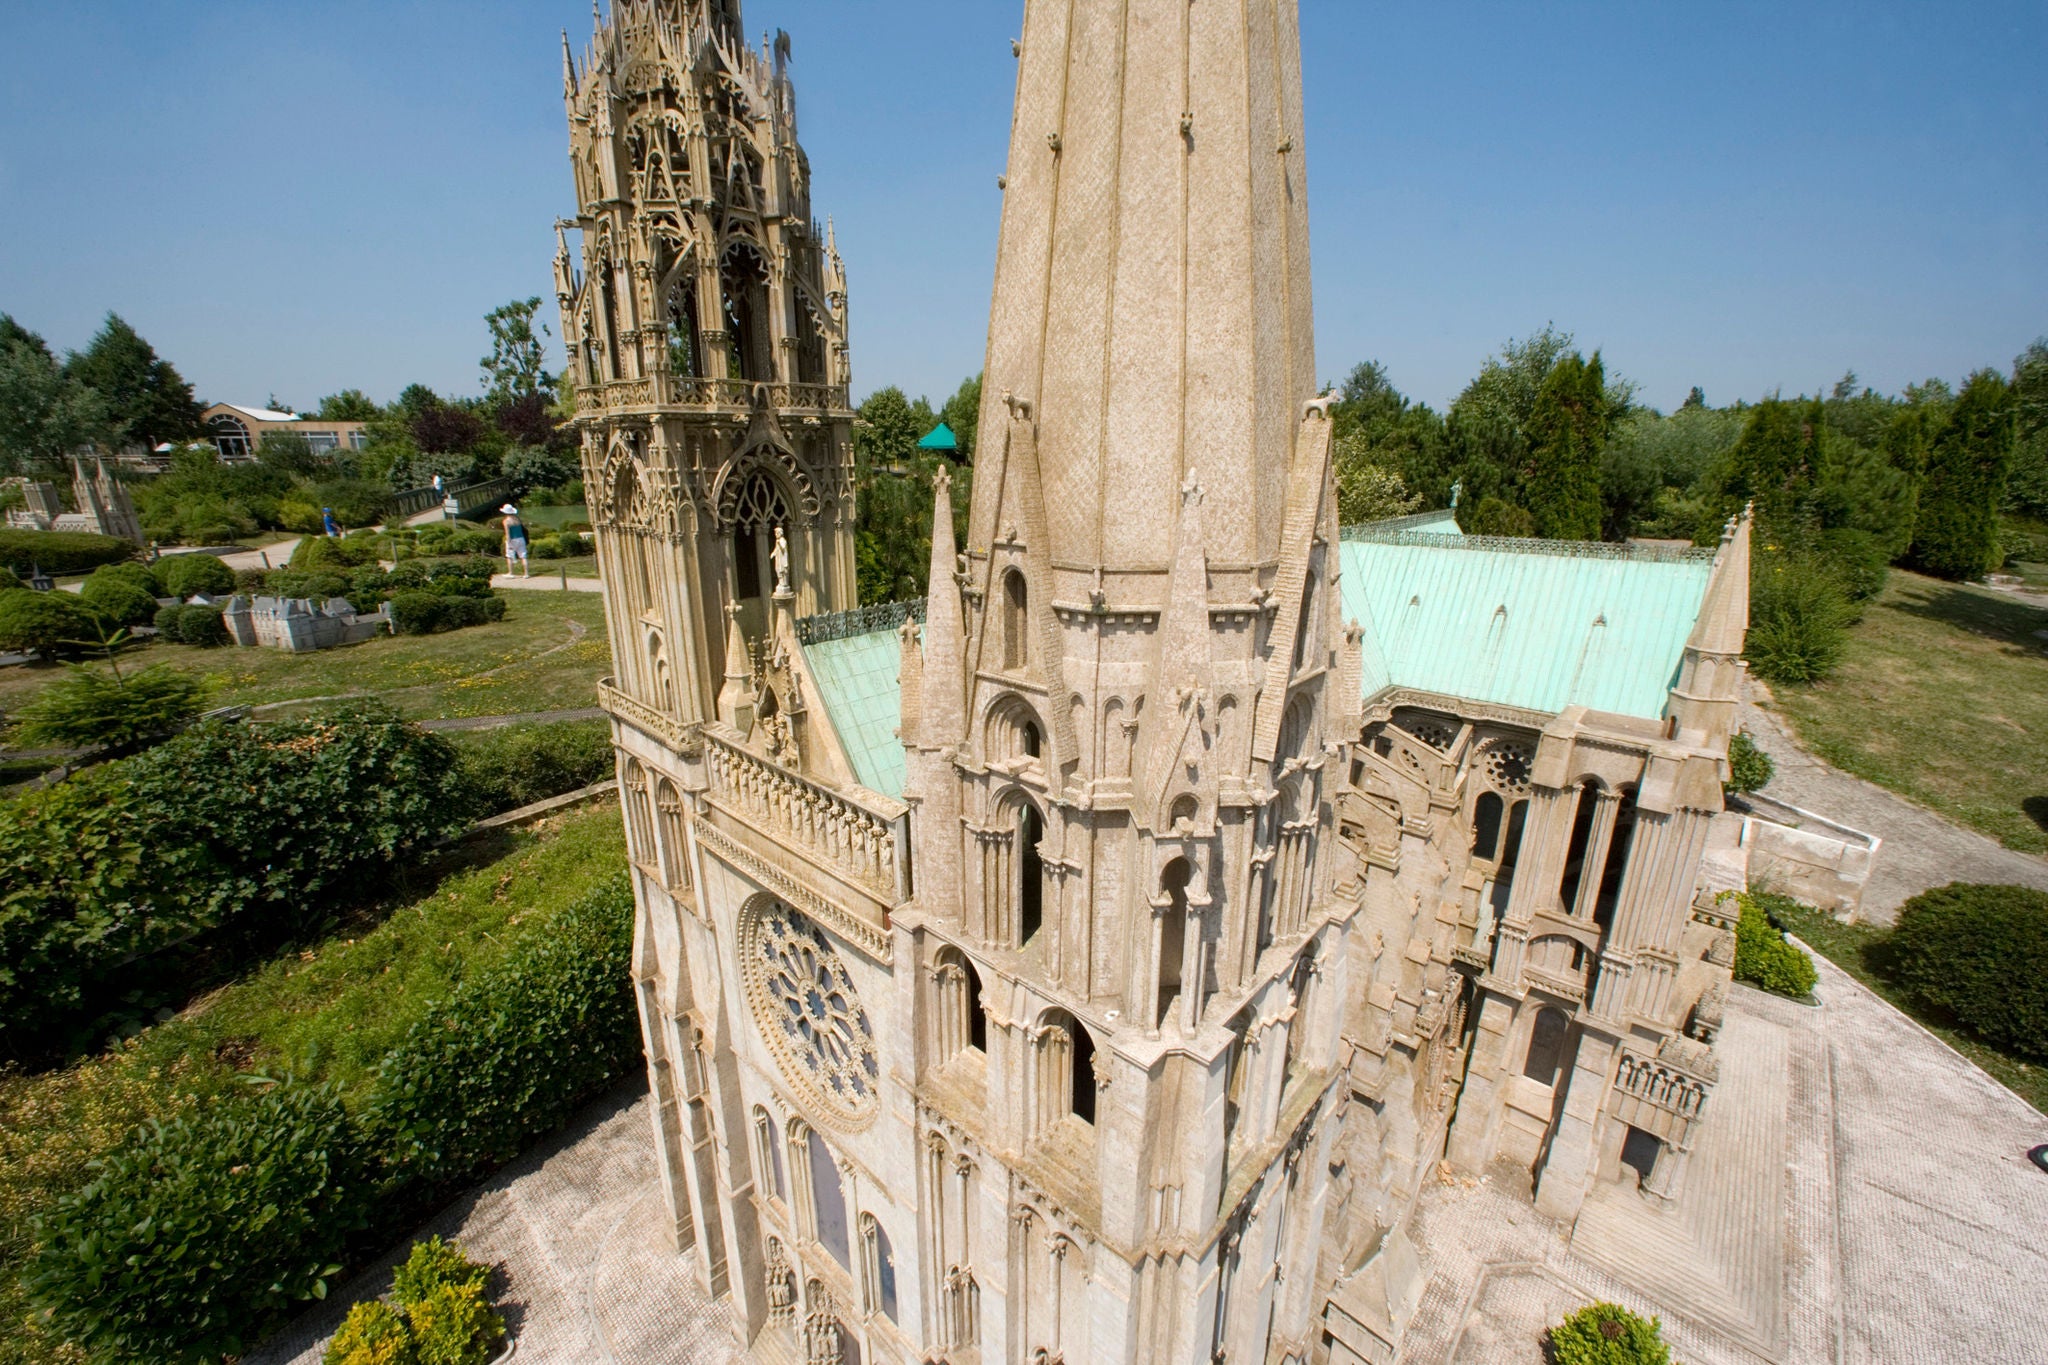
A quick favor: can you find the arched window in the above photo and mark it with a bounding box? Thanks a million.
[207,413,251,459]
[1292,570,1318,673]
[1018,805,1044,946]
[666,279,702,379]
[1472,792,1504,861]
[804,1126,850,1267]
[721,240,772,381]
[621,759,656,868]
[730,472,790,610]
[1556,781,1603,913]
[1593,786,1639,929]
[656,778,690,890]
[1001,568,1028,671]
[1522,1007,1570,1086]
[1157,859,1192,1028]
[753,1107,785,1201]
[1035,1010,1096,1130]
[1282,951,1316,1078]
[932,946,988,1063]
[860,1213,898,1322]
[1021,718,1042,758]
[986,696,1045,766]
[1070,1019,1096,1124]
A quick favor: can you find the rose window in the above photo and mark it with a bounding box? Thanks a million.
[1482,741,1532,793]
[742,899,880,1122]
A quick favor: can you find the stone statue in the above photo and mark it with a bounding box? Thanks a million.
[772,524,791,595]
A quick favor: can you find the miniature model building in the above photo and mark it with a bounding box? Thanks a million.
[4,453,143,542]
[567,3,1750,1363]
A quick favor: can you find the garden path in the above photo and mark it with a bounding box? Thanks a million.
[1739,682,2048,924]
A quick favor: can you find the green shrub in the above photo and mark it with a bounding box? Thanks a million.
[1730,891,1818,998]
[0,705,472,1058]
[270,568,353,602]
[388,589,446,635]
[1886,883,2048,1059]
[79,572,161,627]
[292,536,379,571]
[175,603,229,648]
[1548,1301,1671,1365]
[406,1281,503,1365]
[391,1235,490,1305]
[235,567,272,593]
[25,1082,370,1365]
[370,875,638,1193]
[1816,527,1889,603]
[427,557,497,595]
[0,566,25,591]
[453,718,614,814]
[1725,730,1774,795]
[12,663,205,751]
[0,589,100,656]
[1745,550,1851,685]
[325,1299,414,1365]
[0,529,134,576]
[153,602,187,641]
[155,552,236,599]
[93,561,164,596]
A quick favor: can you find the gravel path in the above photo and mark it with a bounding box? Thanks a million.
[1739,684,2048,924]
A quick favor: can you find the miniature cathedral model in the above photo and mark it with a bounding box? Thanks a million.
[567,3,1753,1363]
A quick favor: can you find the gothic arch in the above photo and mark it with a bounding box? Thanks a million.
[710,450,817,527]
[984,692,1045,766]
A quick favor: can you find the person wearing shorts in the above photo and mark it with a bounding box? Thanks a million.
[501,504,530,577]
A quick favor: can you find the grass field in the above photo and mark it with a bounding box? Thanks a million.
[1771,570,2048,855]
[0,800,627,1365]
[0,589,611,726]
[1769,898,2046,1118]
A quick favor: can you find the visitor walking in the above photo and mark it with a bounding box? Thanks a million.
[322,506,341,538]
[501,504,531,578]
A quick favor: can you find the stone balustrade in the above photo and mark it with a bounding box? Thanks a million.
[596,677,698,756]
[703,726,907,901]
[588,375,851,412]
[1613,1045,1710,1119]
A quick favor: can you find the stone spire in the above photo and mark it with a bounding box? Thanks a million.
[917,468,965,749]
[1688,502,1752,658]
[972,0,1316,570]
[1666,503,1753,752]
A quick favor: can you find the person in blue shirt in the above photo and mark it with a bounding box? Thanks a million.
[322,507,340,538]
[501,504,530,578]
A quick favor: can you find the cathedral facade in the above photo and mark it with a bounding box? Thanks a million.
[563,4,1747,1363]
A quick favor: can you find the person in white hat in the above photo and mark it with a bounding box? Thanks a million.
[501,504,530,577]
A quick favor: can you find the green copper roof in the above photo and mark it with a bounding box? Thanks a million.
[1338,531,1714,720]
[803,626,909,798]
[917,422,958,452]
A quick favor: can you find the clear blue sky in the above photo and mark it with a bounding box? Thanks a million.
[1,1,2042,416]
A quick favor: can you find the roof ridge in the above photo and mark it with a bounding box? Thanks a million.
[794,597,927,645]
[1337,527,1713,564]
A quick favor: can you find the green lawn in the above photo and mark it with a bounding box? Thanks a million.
[0,800,627,1365]
[1770,570,2048,855]
[0,590,611,727]
[1769,899,2046,1117]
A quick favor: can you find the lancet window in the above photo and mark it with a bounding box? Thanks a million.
[932,946,988,1064]
[859,1213,898,1322]
[1001,568,1028,671]
[1523,1007,1570,1086]
[1157,858,1192,1028]
[655,777,690,890]
[1032,1009,1095,1133]
[753,1106,786,1202]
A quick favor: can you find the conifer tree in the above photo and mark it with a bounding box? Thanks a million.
[1720,397,1825,525]
[1908,369,2015,580]
[64,314,202,449]
[1521,351,1607,540]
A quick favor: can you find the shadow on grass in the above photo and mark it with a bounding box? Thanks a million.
[1886,579,2048,650]
[2023,795,2048,835]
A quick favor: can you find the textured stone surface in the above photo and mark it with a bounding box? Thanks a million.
[245,1083,742,1365]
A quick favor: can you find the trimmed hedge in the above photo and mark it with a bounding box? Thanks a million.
[79,571,160,626]
[25,1083,370,1365]
[176,603,229,647]
[388,589,505,636]
[1549,1302,1671,1365]
[155,553,235,599]
[1731,892,1818,998]
[0,705,472,1059]
[368,874,638,1193]
[1887,883,2048,1059]
[0,529,134,576]
[452,718,613,815]
[0,589,99,656]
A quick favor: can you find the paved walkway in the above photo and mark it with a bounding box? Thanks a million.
[495,570,604,592]
[1739,687,2048,923]
[1399,957,2048,1365]
[247,1083,744,1365]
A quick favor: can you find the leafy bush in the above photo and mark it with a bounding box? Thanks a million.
[0,705,472,1057]
[1725,730,1774,794]
[388,590,447,635]
[292,535,379,571]
[370,875,638,1193]
[1745,550,1851,685]
[453,719,613,814]
[406,1281,504,1365]
[1730,891,1818,998]
[235,567,272,593]
[1548,1301,1671,1365]
[93,561,164,596]
[0,529,134,576]
[390,585,502,635]
[427,557,497,594]
[176,603,229,648]
[79,571,161,626]
[270,568,353,602]
[391,1235,490,1304]
[153,602,187,640]
[155,552,235,599]
[25,1082,370,1365]
[0,589,99,656]
[1886,883,2048,1059]
[12,663,205,751]
[325,1299,413,1365]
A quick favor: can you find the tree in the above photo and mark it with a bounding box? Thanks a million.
[1719,398,1826,525]
[853,386,942,604]
[317,389,381,422]
[939,372,982,463]
[0,316,110,475]
[64,313,202,449]
[406,388,489,456]
[2005,339,2048,520]
[1908,369,2015,580]
[480,297,554,405]
[1521,351,1608,540]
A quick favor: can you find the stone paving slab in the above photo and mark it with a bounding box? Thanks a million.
[246,1082,742,1365]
